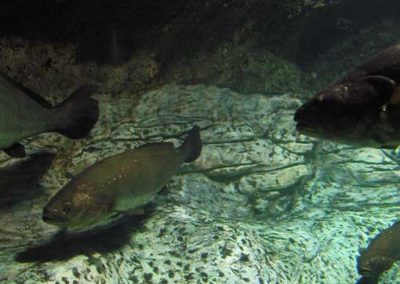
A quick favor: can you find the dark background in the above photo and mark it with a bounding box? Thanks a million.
[0,0,400,94]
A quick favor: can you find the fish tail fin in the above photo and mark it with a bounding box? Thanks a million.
[179,125,202,162]
[54,85,99,139]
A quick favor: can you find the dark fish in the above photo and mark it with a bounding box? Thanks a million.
[356,221,400,284]
[42,126,202,233]
[295,44,400,148]
[0,73,99,157]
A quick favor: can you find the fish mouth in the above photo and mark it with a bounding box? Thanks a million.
[294,108,321,136]
[359,268,376,278]
[42,210,65,225]
[295,121,322,137]
[296,121,313,131]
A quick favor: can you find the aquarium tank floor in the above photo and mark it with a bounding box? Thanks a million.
[0,84,399,283]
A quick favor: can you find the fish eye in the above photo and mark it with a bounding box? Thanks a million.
[61,203,72,214]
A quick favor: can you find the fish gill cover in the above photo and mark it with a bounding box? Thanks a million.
[0,0,400,283]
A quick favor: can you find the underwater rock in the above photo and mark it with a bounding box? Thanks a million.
[0,0,342,96]
[1,84,400,283]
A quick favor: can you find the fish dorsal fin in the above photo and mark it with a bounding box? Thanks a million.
[0,72,53,108]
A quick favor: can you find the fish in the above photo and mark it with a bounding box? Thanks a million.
[294,44,400,148]
[0,72,99,157]
[42,125,202,233]
[356,221,400,284]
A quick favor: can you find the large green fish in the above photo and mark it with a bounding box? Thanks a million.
[356,221,400,284]
[0,72,99,157]
[42,126,202,233]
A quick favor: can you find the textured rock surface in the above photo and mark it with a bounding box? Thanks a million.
[0,84,400,283]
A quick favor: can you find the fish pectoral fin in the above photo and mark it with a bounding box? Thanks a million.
[389,86,400,106]
[4,143,26,158]
[358,75,395,87]
[372,128,393,145]
[359,75,396,99]
[109,208,145,221]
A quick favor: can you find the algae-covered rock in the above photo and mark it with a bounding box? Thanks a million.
[1,83,400,283]
[0,84,315,283]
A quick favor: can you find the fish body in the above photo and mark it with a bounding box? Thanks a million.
[357,221,400,284]
[42,126,202,232]
[0,73,99,157]
[295,44,400,148]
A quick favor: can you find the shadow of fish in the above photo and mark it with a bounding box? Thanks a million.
[295,44,400,148]
[16,212,146,263]
[42,125,202,233]
[0,151,55,208]
[356,221,400,284]
[0,73,99,157]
